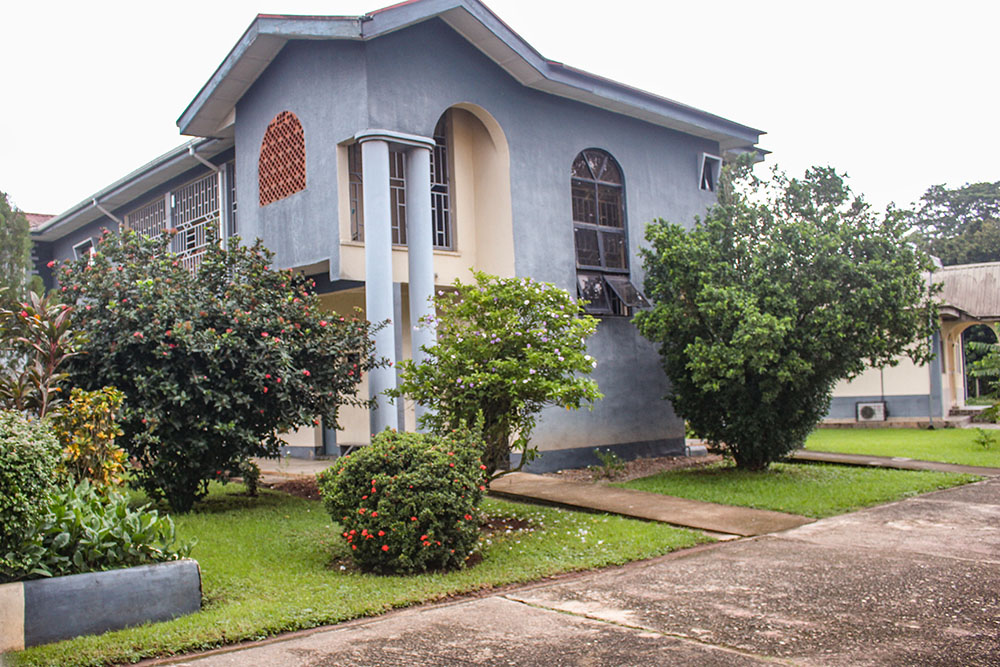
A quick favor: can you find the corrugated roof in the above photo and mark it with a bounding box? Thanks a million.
[937,262,1000,321]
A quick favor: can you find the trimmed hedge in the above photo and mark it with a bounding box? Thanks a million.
[0,411,61,579]
[318,429,486,574]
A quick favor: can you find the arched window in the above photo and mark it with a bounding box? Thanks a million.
[571,149,648,315]
[259,111,306,206]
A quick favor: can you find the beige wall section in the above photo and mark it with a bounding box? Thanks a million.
[337,105,515,286]
[310,289,419,447]
[832,356,931,398]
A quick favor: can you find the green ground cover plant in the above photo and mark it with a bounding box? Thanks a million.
[617,462,979,518]
[12,484,705,667]
[805,428,1000,468]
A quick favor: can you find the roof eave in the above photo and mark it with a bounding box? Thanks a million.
[177,0,763,148]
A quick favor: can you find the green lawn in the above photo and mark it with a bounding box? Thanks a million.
[14,484,705,667]
[806,428,1000,468]
[617,462,979,518]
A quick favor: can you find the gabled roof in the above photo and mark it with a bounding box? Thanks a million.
[24,213,54,229]
[32,137,234,242]
[177,0,764,152]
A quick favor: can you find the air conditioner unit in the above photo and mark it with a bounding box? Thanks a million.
[856,401,887,422]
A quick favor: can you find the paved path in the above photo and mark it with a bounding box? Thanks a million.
[490,472,811,537]
[160,476,1000,666]
[791,449,1000,476]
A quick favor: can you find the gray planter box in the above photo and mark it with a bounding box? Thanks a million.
[0,559,201,652]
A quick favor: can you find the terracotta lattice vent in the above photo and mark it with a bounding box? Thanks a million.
[258,111,306,206]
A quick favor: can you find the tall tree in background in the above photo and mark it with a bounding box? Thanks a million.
[636,160,938,470]
[0,191,33,303]
[908,181,1000,265]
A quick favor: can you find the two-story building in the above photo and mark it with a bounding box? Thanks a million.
[31,0,765,469]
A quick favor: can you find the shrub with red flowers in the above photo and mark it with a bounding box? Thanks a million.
[58,229,379,512]
[317,428,486,574]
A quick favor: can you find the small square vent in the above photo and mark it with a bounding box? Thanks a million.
[856,401,887,422]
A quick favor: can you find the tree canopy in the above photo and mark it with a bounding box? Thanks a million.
[635,162,938,470]
[0,191,33,303]
[908,181,1000,265]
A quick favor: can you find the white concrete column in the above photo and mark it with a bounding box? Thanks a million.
[404,145,437,427]
[360,138,398,433]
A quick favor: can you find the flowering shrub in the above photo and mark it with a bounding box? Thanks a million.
[317,429,486,574]
[0,411,61,579]
[391,271,602,478]
[53,387,127,488]
[58,230,379,512]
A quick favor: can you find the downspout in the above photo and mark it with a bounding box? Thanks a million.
[188,146,225,245]
[92,199,122,226]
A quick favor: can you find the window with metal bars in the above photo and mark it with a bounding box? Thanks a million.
[346,114,452,249]
[571,149,648,316]
[125,198,166,238]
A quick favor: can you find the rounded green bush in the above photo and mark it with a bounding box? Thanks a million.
[318,429,486,574]
[0,411,61,579]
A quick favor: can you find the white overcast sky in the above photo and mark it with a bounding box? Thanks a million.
[2,0,996,216]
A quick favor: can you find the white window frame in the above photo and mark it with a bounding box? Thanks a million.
[72,238,96,263]
[699,153,723,192]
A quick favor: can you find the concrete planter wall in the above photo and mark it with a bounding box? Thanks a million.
[0,559,201,652]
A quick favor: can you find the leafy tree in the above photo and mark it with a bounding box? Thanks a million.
[0,191,33,303]
[967,325,1000,422]
[57,229,379,511]
[908,181,1000,265]
[392,271,602,479]
[636,161,938,470]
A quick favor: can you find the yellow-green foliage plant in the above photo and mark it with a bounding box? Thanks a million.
[54,387,127,488]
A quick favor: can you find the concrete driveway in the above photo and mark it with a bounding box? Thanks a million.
[166,477,1000,666]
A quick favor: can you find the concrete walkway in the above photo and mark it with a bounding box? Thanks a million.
[490,472,811,537]
[253,459,812,537]
[791,449,1000,476]
[159,476,1000,666]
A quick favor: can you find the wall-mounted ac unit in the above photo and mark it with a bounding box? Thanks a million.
[856,401,887,422]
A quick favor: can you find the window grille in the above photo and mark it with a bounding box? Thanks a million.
[125,198,166,237]
[170,172,220,270]
[346,111,453,249]
[389,150,407,245]
[431,116,452,249]
[259,111,306,206]
[348,143,364,242]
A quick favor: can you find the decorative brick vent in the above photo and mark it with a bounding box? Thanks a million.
[258,111,306,206]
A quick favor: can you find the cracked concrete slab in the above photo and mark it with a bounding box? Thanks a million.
[170,597,772,667]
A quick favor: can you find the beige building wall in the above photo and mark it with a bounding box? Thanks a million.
[832,356,932,398]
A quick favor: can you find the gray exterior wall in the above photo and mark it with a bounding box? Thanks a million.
[41,151,234,290]
[233,19,719,463]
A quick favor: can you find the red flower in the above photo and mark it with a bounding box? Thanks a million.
[381,545,389,552]
[377,530,385,537]
[464,514,472,521]
[19,310,28,318]
[46,260,55,268]
[449,463,455,468]
[479,465,487,470]
[371,511,378,517]
[420,535,428,541]
[261,332,269,337]
[319,320,328,327]
[410,516,417,521]
[303,369,311,377]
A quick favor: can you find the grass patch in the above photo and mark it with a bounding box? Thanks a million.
[806,428,1000,468]
[13,484,705,667]
[617,462,979,518]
